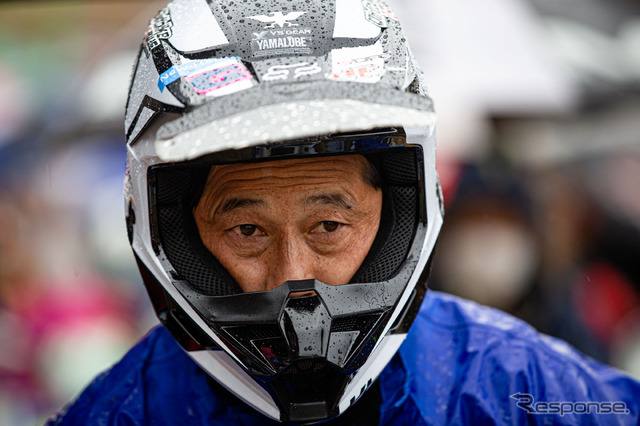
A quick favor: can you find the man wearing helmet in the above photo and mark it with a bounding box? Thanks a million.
[49,0,639,424]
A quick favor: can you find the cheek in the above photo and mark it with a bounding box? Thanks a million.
[315,228,378,285]
[212,248,268,292]
[314,203,381,285]
[195,225,265,291]
[313,260,356,286]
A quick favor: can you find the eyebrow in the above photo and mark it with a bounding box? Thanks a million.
[216,197,265,215]
[305,193,354,210]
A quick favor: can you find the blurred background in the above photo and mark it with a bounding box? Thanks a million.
[0,0,639,424]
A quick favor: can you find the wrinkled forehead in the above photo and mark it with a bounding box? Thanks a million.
[205,154,370,185]
[197,154,377,211]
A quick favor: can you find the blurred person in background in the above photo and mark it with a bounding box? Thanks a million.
[527,154,640,370]
[0,3,161,424]
[418,0,640,377]
[432,137,640,373]
[42,0,640,425]
[430,160,542,315]
[0,184,140,425]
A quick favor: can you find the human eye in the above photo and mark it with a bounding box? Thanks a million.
[312,221,342,234]
[231,224,266,237]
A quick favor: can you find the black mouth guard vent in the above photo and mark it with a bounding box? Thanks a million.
[171,277,401,422]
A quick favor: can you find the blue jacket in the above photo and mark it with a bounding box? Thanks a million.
[48,291,640,425]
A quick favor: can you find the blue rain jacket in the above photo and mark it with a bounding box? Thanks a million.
[48,291,640,425]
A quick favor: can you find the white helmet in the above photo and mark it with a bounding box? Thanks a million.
[124,0,442,422]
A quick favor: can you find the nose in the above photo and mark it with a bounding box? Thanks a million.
[264,234,314,291]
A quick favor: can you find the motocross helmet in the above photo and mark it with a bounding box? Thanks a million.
[124,0,443,423]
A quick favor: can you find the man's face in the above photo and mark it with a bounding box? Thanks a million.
[193,155,382,292]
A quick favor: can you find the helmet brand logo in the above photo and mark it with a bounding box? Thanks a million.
[253,31,270,40]
[253,28,311,39]
[255,36,308,51]
[145,8,173,53]
[247,11,307,29]
[262,62,322,81]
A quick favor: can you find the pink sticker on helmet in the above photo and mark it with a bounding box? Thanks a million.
[184,58,254,97]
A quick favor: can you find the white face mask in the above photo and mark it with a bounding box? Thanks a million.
[437,219,539,310]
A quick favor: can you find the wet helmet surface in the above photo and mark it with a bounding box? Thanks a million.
[124,0,443,422]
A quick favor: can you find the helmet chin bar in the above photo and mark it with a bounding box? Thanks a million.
[172,275,415,423]
[135,236,434,423]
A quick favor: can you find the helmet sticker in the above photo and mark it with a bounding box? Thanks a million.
[145,8,173,53]
[261,61,322,81]
[247,11,307,29]
[158,57,248,92]
[362,0,387,28]
[327,40,387,83]
[247,11,314,57]
[251,29,314,57]
[173,57,255,97]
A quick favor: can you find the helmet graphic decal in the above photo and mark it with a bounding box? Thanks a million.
[145,8,173,52]
[261,61,323,81]
[247,11,307,29]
